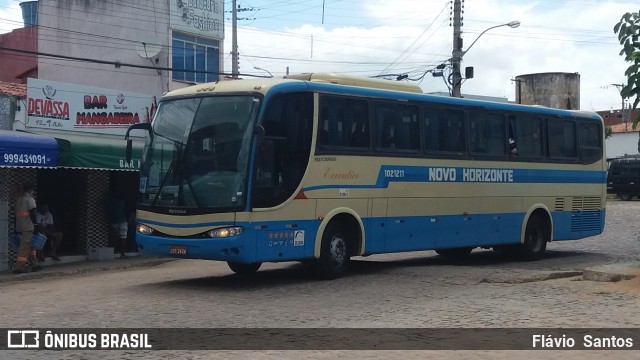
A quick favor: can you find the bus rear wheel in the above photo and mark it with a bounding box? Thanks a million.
[227,261,262,275]
[314,222,350,279]
[517,215,548,261]
[435,247,473,258]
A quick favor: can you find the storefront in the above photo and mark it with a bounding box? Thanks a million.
[1,78,151,271]
[0,130,59,271]
[35,134,145,258]
[1,132,145,271]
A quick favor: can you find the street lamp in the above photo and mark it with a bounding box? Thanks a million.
[254,66,274,78]
[451,20,520,98]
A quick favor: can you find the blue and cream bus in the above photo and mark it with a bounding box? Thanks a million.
[126,73,606,279]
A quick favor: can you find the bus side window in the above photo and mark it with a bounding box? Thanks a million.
[381,114,396,149]
[394,106,420,151]
[254,92,313,208]
[548,119,577,159]
[318,104,330,146]
[350,109,369,148]
[578,120,601,163]
[468,112,487,154]
[424,107,457,153]
[424,111,437,151]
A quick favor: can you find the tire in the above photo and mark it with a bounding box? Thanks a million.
[517,215,549,261]
[435,247,473,258]
[314,222,350,279]
[619,193,633,201]
[227,261,262,275]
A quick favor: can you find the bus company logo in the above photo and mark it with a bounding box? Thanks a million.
[116,93,125,104]
[7,330,40,348]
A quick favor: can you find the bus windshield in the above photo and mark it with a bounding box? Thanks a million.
[139,95,261,210]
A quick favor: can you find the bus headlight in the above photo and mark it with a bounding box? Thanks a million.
[208,227,244,238]
[137,224,154,235]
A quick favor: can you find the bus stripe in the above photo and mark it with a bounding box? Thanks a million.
[304,166,605,192]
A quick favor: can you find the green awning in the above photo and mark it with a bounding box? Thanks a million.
[55,133,145,171]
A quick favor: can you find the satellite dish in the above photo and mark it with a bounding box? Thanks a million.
[136,39,162,59]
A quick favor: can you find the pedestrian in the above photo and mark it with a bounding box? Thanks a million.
[13,182,42,274]
[108,192,129,258]
[36,203,63,261]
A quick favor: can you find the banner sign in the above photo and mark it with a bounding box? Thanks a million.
[170,0,224,39]
[0,131,58,168]
[26,78,156,137]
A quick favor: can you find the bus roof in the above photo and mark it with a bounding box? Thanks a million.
[163,73,423,99]
[284,73,423,93]
[161,73,601,121]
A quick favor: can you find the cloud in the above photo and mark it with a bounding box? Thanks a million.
[230,0,634,111]
[1,0,634,110]
[0,0,24,33]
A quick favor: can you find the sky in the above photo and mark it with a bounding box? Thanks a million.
[0,0,637,111]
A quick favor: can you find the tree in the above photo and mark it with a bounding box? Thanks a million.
[614,10,640,128]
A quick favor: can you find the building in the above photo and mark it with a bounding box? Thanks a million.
[514,72,580,110]
[598,109,640,160]
[0,0,225,271]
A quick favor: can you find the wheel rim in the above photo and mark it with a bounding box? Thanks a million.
[329,234,347,266]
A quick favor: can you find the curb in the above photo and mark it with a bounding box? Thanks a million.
[583,262,640,282]
[480,270,583,284]
[0,258,175,283]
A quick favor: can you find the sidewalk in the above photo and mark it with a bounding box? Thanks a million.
[0,253,174,283]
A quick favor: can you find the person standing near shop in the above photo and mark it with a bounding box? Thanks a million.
[13,182,42,274]
[108,192,129,258]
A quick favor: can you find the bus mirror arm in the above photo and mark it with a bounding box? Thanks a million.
[254,124,265,142]
[125,123,152,140]
[124,123,153,162]
[125,139,133,163]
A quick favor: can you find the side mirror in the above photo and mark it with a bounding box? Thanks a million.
[125,123,152,140]
[125,123,152,163]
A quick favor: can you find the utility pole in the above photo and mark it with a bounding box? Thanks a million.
[612,83,628,129]
[451,0,463,97]
[231,0,239,78]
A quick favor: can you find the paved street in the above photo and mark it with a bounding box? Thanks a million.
[1,199,639,359]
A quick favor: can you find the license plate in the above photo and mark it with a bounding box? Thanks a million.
[169,246,187,255]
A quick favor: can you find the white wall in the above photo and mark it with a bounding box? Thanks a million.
[38,0,173,96]
[606,132,640,159]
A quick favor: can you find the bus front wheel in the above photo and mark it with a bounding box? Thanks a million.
[314,222,350,279]
[227,261,262,275]
[517,215,548,261]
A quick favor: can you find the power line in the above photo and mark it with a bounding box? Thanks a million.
[0,45,269,78]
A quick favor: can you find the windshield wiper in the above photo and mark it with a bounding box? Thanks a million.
[151,140,181,207]
[150,136,204,208]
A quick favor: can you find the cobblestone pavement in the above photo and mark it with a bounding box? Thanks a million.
[1,200,639,359]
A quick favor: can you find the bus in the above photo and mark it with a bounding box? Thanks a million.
[126,73,606,279]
